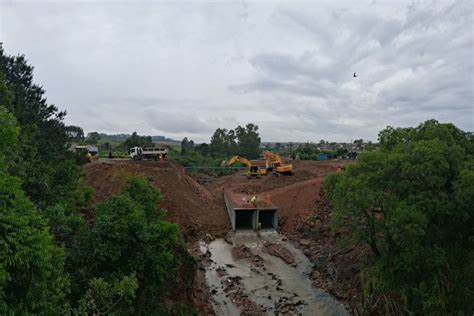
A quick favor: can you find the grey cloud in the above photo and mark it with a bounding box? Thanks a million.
[230,0,473,138]
[142,109,215,135]
[1,0,472,143]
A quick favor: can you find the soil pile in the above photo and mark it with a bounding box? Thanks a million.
[206,160,347,234]
[83,159,358,312]
[82,160,230,239]
[82,159,348,238]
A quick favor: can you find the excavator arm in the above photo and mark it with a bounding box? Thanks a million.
[223,155,252,167]
[263,151,284,164]
[222,155,267,178]
[263,151,294,175]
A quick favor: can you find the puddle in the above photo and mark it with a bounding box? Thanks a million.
[201,231,348,315]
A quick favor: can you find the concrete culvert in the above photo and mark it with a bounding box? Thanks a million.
[235,210,256,230]
[259,210,277,229]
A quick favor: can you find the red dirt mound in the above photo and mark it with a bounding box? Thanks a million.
[82,159,349,238]
[267,178,324,234]
[82,160,230,239]
[204,160,348,234]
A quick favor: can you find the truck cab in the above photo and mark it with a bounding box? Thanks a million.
[129,146,143,160]
[129,146,168,160]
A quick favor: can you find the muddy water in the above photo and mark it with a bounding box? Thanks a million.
[201,231,348,315]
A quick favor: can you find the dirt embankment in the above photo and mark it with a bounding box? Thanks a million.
[206,160,348,235]
[82,159,347,239]
[286,192,367,313]
[82,160,231,240]
[82,159,359,313]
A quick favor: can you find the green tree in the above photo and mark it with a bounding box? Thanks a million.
[86,132,101,144]
[0,106,18,156]
[0,106,68,314]
[209,128,230,157]
[181,137,195,151]
[70,176,182,313]
[325,120,474,314]
[0,174,69,314]
[235,123,261,159]
[66,125,85,143]
[0,44,85,209]
[294,143,320,160]
[75,275,138,315]
[122,132,153,150]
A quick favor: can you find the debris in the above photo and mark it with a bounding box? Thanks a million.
[299,239,311,246]
[264,242,295,264]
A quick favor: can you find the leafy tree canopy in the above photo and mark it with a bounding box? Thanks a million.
[0,106,68,314]
[121,132,153,150]
[325,120,474,314]
[208,123,261,159]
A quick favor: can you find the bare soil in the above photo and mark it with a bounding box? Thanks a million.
[82,159,359,313]
[82,160,230,240]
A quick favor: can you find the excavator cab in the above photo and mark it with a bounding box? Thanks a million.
[264,151,294,176]
[223,155,267,179]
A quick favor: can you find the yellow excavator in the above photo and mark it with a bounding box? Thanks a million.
[263,151,294,175]
[222,155,268,178]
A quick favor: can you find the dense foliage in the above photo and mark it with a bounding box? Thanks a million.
[121,131,154,150]
[0,45,193,314]
[208,123,261,159]
[69,175,183,314]
[0,106,68,314]
[171,124,262,171]
[325,120,474,314]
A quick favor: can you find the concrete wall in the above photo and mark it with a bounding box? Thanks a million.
[224,194,278,231]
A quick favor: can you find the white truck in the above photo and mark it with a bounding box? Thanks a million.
[129,146,169,160]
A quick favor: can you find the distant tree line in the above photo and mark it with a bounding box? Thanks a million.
[172,124,262,168]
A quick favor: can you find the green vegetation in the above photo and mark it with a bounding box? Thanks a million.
[209,124,261,159]
[2,43,472,315]
[0,44,194,314]
[0,106,68,314]
[171,124,262,171]
[69,175,184,314]
[121,132,154,150]
[325,120,474,314]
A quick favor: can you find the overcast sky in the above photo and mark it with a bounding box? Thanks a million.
[1,0,473,142]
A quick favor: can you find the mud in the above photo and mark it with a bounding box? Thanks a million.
[200,232,349,316]
[82,159,359,313]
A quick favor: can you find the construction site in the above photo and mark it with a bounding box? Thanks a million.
[83,158,358,315]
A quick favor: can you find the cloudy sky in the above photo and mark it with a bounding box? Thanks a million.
[1,0,473,142]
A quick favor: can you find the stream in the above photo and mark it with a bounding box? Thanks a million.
[200,231,349,315]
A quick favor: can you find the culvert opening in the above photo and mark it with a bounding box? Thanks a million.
[259,210,277,229]
[235,210,255,230]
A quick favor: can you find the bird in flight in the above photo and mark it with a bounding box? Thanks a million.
[353,72,357,78]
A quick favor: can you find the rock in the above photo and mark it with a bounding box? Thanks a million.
[299,239,311,246]
[265,243,295,264]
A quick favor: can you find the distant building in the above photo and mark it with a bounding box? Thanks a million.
[316,153,328,161]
